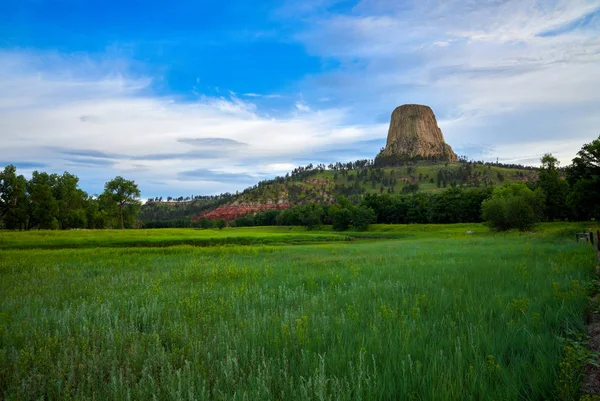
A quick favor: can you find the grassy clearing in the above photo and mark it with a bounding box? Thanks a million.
[1,222,594,250]
[0,224,598,399]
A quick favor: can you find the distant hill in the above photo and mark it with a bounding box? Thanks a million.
[139,103,539,223]
[139,195,231,222]
[139,160,538,222]
[231,160,537,204]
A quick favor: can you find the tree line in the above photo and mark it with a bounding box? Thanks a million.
[196,135,600,231]
[0,169,141,230]
[139,197,231,222]
[139,149,538,222]
[197,196,376,231]
[479,137,599,230]
[2,135,598,231]
[219,188,490,230]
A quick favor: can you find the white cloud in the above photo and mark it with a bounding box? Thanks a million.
[285,0,600,164]
[295,102,311,112]
[243,93,282,98]
[262,163,297,172]
[0,50,384,197]
[3,0,600,197]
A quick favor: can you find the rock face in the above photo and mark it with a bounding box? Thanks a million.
[195,203,290,222]
[378,104,457,162]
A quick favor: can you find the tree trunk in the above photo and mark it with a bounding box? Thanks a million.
[120,204,124,229]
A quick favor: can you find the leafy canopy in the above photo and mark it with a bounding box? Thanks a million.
[482,183,545,231]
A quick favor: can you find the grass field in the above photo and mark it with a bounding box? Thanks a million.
[0,226,355,250]
[0,224,598,400]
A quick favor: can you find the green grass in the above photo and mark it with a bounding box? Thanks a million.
[0,227,354,250]
[0,224,597,400]
[3,222,593,250]
[0,224,494,250]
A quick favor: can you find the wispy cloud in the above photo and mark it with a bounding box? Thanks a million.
[2,0,599,198]
[177,168,257,183]
[177,137,248,148]
[0,50,384,196]
[54,148,119,159]
[282,0,600,165]
[243,92,282,98]
[63,157,116,167]
[0,161,48,169]
[295,102,311,112]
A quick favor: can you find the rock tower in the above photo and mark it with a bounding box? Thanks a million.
[377,104,457,162]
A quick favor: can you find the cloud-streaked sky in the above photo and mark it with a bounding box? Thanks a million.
[2,0,599,197]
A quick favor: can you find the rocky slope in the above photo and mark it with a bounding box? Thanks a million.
[377,104,457,162]
[195,202,290,221]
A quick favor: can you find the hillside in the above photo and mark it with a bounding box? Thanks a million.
[139,160,538,222]
[139,195,232,223]
[140,103,540,223]
[234,160,537,204]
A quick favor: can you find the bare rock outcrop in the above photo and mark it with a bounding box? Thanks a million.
[377,104,457,162]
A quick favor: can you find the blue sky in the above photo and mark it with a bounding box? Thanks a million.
[2,0,600,198]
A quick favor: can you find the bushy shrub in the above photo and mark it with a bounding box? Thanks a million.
[481,183,545,231]
[332,208,353,231]
[196,217,216,229]
[234,216,255,227]
[352,206,376,231]
[480,197,507,230]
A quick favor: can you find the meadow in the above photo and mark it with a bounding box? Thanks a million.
[0,223,598,400]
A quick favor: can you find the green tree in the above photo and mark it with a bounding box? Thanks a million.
[337,196,352,209]
[352,206,376,231]
[459,188,493,223]
[197,217,216,229]
[566,135,600,220]
[0,165,28,229]
[480,197,507,230]
[406,193,430,224]
[325,204,340,225]
[277,208,302,226]
[299,204,325,230]
[504,195,537,231]
[102,176,141,229]
[301,211,321,230]
[85,196,109,229]
[216,219,226,229]
[254,210,279,226]
[27,171,59,229]
[332,208,352,231]
[234,215,255,227]
[54,172,89,229]
[428,188,462,224]
[537,153,568,221]
[481,183,545,231]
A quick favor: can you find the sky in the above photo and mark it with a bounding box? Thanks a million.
[1,0,599,198]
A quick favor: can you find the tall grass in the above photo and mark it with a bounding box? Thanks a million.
[0,227,353,250]
[0,228,597,399]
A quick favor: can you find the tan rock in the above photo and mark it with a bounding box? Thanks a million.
[378,104,457,162]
